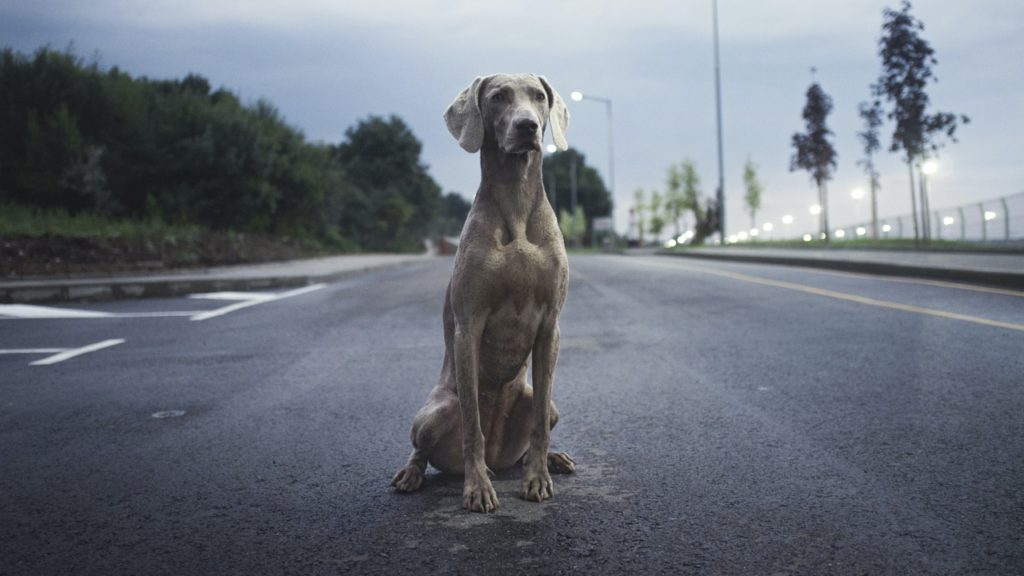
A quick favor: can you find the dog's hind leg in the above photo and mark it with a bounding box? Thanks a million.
[391,447,428,492]
[391,387,462,492]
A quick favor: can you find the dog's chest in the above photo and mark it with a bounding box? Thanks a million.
[489,238,565,310]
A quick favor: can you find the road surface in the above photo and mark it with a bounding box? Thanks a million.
[2,255,1022,575]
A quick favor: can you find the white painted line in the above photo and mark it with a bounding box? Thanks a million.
[0,284,327,323]
[30,339,125,366]
[188,291,276,302]
[188,299,268,321]
[0,348,65,354]
[189,283,325,321]
[276,283,328,299]
[0,304,113,319]
[0,306,203,320]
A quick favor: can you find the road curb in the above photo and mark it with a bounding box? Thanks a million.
[659,250,1024,290]
[0,259,427,304]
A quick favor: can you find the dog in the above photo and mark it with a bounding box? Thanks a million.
[391,74,575,513]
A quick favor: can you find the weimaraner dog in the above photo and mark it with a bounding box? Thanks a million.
[391,74,575,513]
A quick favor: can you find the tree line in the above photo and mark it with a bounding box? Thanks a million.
[791,0,966,243]
[0,46,468,252]
[635,1,965,247]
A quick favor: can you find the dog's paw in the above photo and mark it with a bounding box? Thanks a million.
[547,451,576,474]
[463,475,499,513]
[390,465,425,492]
[522,468,554,502]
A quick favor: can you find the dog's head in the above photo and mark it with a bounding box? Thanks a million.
[444,73,569,155]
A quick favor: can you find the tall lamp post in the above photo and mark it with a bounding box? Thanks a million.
[712,0,726,244]
[569,90,614,234]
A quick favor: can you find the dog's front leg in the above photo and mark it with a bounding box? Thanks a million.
[454,323,498,513]
[523,321,559,502]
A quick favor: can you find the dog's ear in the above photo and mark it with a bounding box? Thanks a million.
[537,75,569,151]
[444,76,490,153]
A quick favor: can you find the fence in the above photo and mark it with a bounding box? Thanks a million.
[831,191,1024,244]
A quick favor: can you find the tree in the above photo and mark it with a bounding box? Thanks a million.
[558,207,586,247]
[542,148,612,245]
[857,100,883,238]
[873,0,968,242]
[332,115,442,251]
[631,188,647,245]
[648,190,665,239]
[790,82,837,241]
[680,159,704,231]
[432,192,472,237]
[664,164,684,238]
[742,158,763,232]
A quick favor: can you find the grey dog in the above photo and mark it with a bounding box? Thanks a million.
[391,74,575,513]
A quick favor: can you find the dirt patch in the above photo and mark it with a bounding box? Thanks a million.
[1,232,333,278]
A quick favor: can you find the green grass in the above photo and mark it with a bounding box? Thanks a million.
[0,202,201,238]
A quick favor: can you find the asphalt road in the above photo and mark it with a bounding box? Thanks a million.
[2,255,1022,575]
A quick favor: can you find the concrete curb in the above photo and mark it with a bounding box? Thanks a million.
[0,258,430,304]
[659,250,1024,290]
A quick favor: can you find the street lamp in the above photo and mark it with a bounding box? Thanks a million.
[567,89,614,235]
[809,204,822,215]
[851,188,865,200]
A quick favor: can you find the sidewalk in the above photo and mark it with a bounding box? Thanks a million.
[0,253,435,303]
[661,247,1024,289]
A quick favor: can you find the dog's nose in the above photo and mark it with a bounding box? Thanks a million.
[514,118,539,135]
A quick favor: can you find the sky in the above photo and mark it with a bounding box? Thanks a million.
[3,0,1022,238]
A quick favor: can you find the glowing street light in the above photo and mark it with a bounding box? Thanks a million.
[737,231,749,241]
[568,89,615,234]
[762,222,774,232]
[749,228,759,237]
[802,234,813,242]
[809,204,822,215]
[851,188,865,200]
[835,229,846,239]
[882,224,892,233]
[921,159,939,175]
[545,144,558,154]
[942,216,955,226]
[856,226,867,236]
[984,211,997,221]
[781,215,794,225]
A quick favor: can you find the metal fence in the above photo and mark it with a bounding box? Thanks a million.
[832,191,1024,244]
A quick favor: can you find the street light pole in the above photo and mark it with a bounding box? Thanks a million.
[712,0,726,244]
[569,91,615,236]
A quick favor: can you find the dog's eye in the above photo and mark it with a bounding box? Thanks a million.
[492,93,505,102]
[535,92,546,101]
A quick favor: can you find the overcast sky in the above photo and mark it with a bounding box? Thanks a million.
[3,0,1022,237]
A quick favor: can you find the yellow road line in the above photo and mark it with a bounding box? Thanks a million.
[631,258,1024,333]
[786,266,1024,298]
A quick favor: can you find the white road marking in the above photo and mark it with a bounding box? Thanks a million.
[0,348,65,354]
[188,291,277,302]
[0,304,113,319]
[29,339,125,366]
[0,283,326,322]
[0,305,200,320]
[189,283,325,321]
